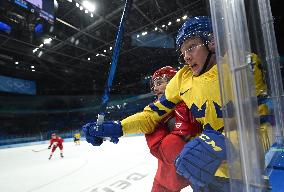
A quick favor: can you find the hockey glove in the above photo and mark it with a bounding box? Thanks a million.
[82,122,104,146]
[82,121,123,144]
[48,146,51,149]
[175,129,229,190]
[172,103,202,140]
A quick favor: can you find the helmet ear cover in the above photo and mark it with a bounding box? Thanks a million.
[178,53,186,65]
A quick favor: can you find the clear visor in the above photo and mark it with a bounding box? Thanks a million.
[178,43,206,65]
[150,76,168,92]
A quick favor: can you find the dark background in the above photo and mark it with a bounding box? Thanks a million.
[0,0,283,144]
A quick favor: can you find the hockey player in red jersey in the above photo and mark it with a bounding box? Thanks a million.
[48,133,64,160]
[145,66,202,192]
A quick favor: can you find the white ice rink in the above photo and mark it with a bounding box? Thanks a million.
[0,136,193,192]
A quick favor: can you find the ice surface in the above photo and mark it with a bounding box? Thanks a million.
[0,136,193,192]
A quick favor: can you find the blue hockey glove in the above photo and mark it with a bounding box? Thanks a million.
[175,129,231,191]
[82,121,123,144]
[82,123,104,146]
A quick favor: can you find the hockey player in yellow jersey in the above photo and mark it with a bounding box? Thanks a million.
[82,16,229,191]
[82,16,222,139]
[73,133,81,145]
[251,54,274,152]
[82,16,270,191]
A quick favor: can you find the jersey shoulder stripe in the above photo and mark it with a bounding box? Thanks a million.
[159,95,176,109]
[148,103,167,116]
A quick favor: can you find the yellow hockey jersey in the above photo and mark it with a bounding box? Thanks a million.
[121,53,267,135]
[121,64,223,135]
[74,133,81,139]
[121,53,268,178]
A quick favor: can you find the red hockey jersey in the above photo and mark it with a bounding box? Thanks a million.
[145,102,201,191]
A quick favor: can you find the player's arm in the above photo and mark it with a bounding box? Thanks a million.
[121,71,183,135]
[121,97,177,134]
[145,124,169,159]
[171,102,202,140]
[251,53,267,97]
[155,103,202,164]
[48,139,53,149]
[82,69,183,145]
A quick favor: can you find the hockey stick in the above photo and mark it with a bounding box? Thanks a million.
[97,0,133,125]
[32,148,48,152]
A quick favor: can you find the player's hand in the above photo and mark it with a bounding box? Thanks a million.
[82,121,123,144]
[175,129,232,189]
[82,122,103,146]
[171,105,201,140]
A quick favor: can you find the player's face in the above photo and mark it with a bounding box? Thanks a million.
[152,77,168,99]
[180,37,212,76]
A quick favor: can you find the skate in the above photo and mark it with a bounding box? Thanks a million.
[48,155,52,160]
[60,153,64,158]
